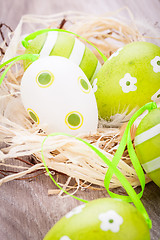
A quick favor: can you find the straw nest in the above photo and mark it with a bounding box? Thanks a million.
[0,8,155,194]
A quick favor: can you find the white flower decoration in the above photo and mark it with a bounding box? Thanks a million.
[151,89,160,102]
[108,47,123,60]
[119,73,137,93]
[92,78,98,93]
[60,236,71,240]
[151,56,160,73]
[65,204,85,219]
[99,210,123,233]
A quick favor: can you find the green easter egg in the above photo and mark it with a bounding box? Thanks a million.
[43,198,150,240]
[23,31,101,82]
[135,108,160,187]
[94,41,160,120]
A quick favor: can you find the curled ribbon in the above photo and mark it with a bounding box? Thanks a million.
[21,28,108,62]
[41,103,156,229]
[0,29,155,229]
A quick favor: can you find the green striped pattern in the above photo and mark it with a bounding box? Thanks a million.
[49,32,74,58]
[135,108,160,187]
[24,33,47,70]
[24,32,100,81]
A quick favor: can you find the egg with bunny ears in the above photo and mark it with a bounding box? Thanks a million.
[20,56,98,135]
[43,198,150,240]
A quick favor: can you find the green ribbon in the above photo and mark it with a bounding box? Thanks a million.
[41,103,157,229]
[0,27,107,84]
[0,29,155,229]
[0,54,39,85]
[21,28,108,62]
[104,102,157,202]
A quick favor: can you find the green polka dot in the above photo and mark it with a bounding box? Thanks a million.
[80,78,89,91]
[157,94,160,98]
[68,114,80,126]
[157,60,160,66]
[38,72,52,85]
[29,111,38,123]
[126,81,130,86]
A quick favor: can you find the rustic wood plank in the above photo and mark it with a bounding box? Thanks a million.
[0,174,160,239]
[1,0,160,29]
[0,0,160,239]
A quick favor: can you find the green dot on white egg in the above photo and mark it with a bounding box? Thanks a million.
[38,72,51,85]
[65,111,84,130]
[80,78,89,91]
[28,109,39,124]
[21,56,98,135]
[68,113,81,127]
[36,71,54,87]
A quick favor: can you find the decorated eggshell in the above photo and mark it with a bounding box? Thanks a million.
[23,31,101,82]
[43,198,150,240]
[94,41,160,120]
[135,108,160,187]
[20,56,98,135]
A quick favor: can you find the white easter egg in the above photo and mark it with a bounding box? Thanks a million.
[20,56,98,135]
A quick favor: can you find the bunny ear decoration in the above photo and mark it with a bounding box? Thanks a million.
[41,102,157,230]
[0,54,39,85]
[21,28,108,63]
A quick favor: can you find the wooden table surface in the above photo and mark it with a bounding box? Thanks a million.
[0,0,160,239]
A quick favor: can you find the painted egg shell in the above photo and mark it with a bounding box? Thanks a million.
[94,41,160,120]
[135,108,160,187]
[20,56,98,135]
[23,31,101,82]
[43,198,150,240]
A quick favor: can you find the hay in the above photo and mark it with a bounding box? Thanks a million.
[0,8,153,193]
